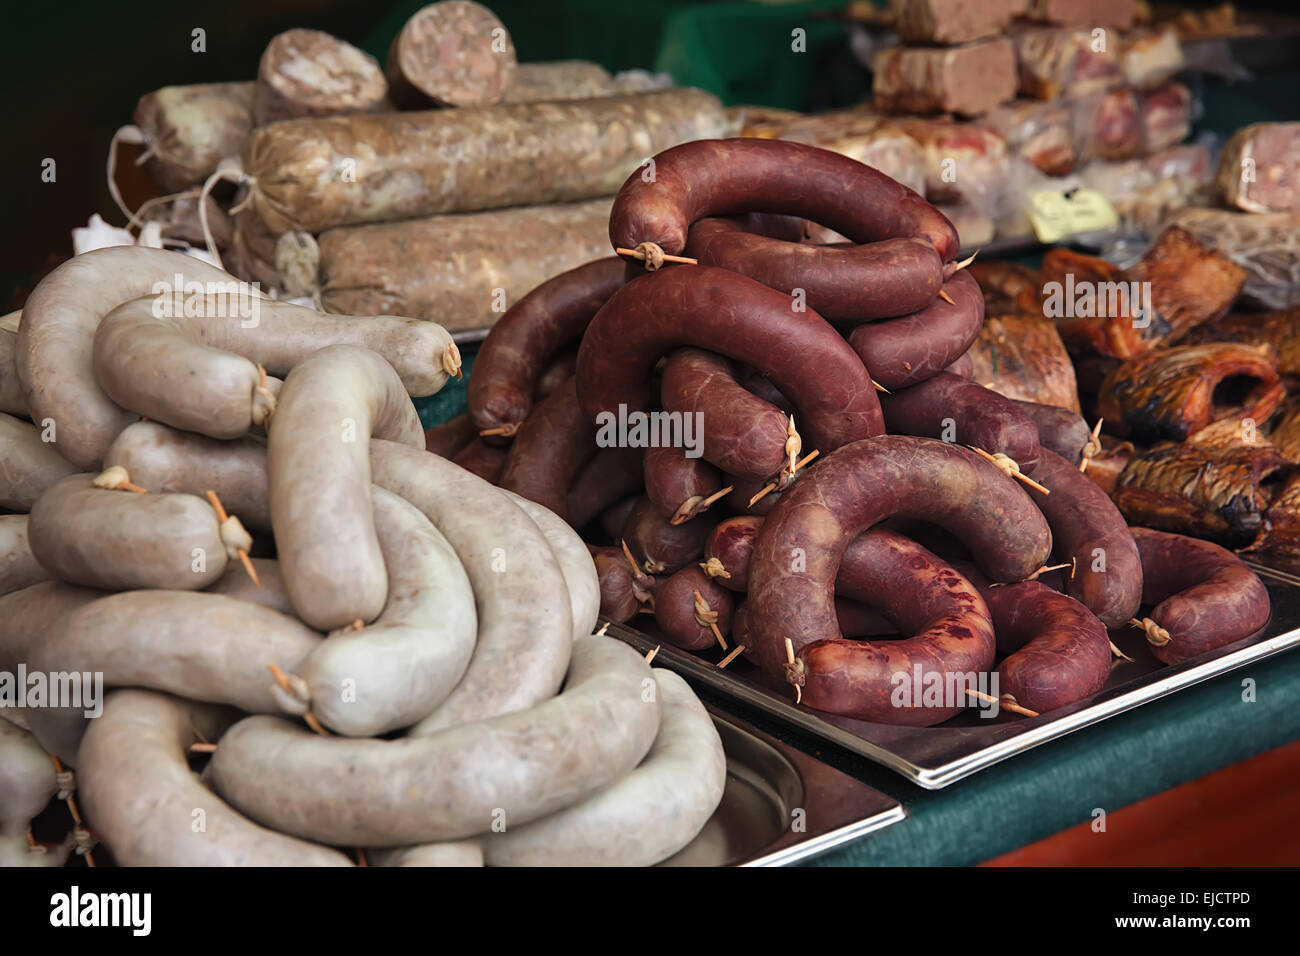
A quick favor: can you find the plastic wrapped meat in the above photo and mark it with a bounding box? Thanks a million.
[1166,208,1300,310]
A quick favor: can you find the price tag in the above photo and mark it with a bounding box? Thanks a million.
[1026,188,1119,243]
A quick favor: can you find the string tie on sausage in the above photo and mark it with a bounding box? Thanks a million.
[55,770,76,801]
[1079,418,1104,473]
[699,557,731,579]
[92,465,148,494]
[635,242,667,271]
[692,591,718,628]
[1130,616,1171,647]
[72,827,98,857]
[219,514,254,563]
[267,662,312,716]
[252,365,277,427]
[442,342,463,380]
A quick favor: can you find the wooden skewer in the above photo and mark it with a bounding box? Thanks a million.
[190,742,218,754]
[1130,617,1171,647]
[872,379,891,394]
[784,637,801,705]
[748,449,821,507]
[478,424,516,438]
[967,689,1038,718]
[967,446,1050,495]
[93,465,148,494]
[1078,418,1104,473]
[356,848,369,867]
[49,755,95,867]
[989,561,1071,588]
[937,289,957,305]
[699,556,731,579]
[25,831,37,848]
[620,538,644,578]
[693,588,727,650]
[615,245,697,267]
[267,662,331,735]
[594,621,610,637]
[206,489,260,587]
[644,645,660,665]
[670,485,734,525]
[717,644,746,669]
[1109,639,1134,662]
[951,249,979,273]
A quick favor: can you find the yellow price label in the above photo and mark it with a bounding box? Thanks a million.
[1026,188,1119,244]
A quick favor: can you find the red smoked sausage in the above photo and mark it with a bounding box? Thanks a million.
[986,581,1111,714]
[468,257,629,439]
[848,270,984,389]
[747,435,1052,720]
[660,348,789,480]
[878,372,1040,469]
[1023,448,1142,628]
[609,139,959,263]
[685,216,945,321]
[575,266,883,456]
[1131,527,1271,665]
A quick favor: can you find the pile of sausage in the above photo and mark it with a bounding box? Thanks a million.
[115,2,728,332]
[0,245,725,867]
[462,136,1274,726]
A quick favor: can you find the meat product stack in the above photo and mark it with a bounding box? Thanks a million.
[463,136,1269,728]
[107,1,730,333]
[0,245,726,867]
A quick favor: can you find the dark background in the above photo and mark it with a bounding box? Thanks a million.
[1,0,1298,307]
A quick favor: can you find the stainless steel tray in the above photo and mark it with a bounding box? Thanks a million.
[612,564,1300,790]
[667,706,905,866]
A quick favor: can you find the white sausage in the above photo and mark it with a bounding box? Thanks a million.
[208,635,660,846]
[503,490,600,642]
[483,668,725,866]
[289,487,477,736]
[268,346,423,630]
[77,690,352,866]
[370,439,573,731]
